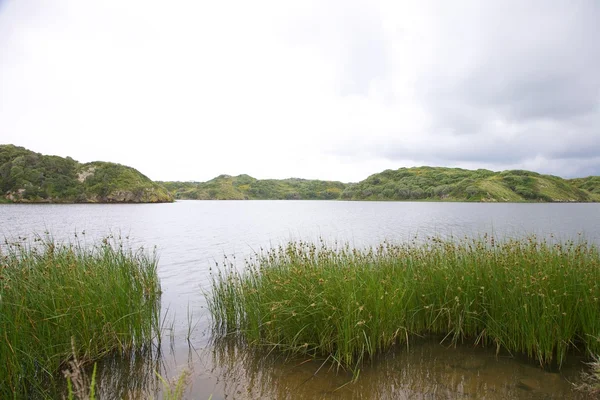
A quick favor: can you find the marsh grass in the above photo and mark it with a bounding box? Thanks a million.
[0,234,161,397]
[208,235,600,372]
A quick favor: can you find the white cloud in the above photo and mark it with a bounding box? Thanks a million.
[0,0,599,182]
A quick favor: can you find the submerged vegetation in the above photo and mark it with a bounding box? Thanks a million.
[0,235,162,398]
[208,235,600,373]
[163,167,599,202]
[0,144,173,203]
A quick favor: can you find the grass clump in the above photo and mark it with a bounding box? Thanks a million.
[0,234,161,397]
[208,235,600,371]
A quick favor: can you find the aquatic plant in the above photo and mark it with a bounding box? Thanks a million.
[208,235,600,372]
[0,234,161,397]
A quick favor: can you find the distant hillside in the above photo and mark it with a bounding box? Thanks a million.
[0,145,173,203]
[341,167,595,202]
[163,167,599,202]
[160,174,346,200]
[568,176,600,201]
[4,144,594,204]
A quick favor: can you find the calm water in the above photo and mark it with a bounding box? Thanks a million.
[2,200,599,398]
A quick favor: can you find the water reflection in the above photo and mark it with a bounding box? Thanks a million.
[56,346,164,400]
[202,337,586,400]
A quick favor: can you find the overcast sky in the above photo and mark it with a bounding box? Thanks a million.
[0,1,599,182]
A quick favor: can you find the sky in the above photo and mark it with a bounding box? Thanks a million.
[0,0,599,182]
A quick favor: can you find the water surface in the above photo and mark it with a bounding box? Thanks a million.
[2,200,598,398]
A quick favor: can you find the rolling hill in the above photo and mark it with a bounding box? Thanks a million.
[341,167,595,202]
[2,144,597,203]
[164,167,599,202]
[160,174,345,200]
[0,145,173,203]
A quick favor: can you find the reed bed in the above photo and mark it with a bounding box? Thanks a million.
[208,235,600,371]
[0,235,161,397]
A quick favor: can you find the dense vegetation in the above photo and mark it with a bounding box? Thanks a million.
[0,235,161,397]
[161,174,346,200]
[209,236,600,373]
[342,167,595,202]
[3,144,597,203]
[164,167,599,202]
[569,176,600,201]
[0,145,173,203]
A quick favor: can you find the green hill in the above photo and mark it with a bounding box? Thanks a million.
[163,167,599,202]
[0,145,173,203]
[341,167,594,202]
[3,145,596,203]
[160,175,346,200]
[568,176,600,201]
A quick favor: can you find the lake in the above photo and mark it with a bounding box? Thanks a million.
[2,200,599,399]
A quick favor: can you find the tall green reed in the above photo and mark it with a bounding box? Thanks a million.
[207,235,600,372]
[0,234,161,398]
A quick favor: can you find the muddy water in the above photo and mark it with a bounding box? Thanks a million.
[196,338,586,400]
[2,200,599,398]
[88,337,586,399]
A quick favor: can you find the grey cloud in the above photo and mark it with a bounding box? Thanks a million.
[424,2,600,126]
[532,156,600,178]
[573,162,600,178]
[465,73,597,122]
[378,126,600,166]
[547,137,600,160]
[379,135,533,165]
[373,1,600,177]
